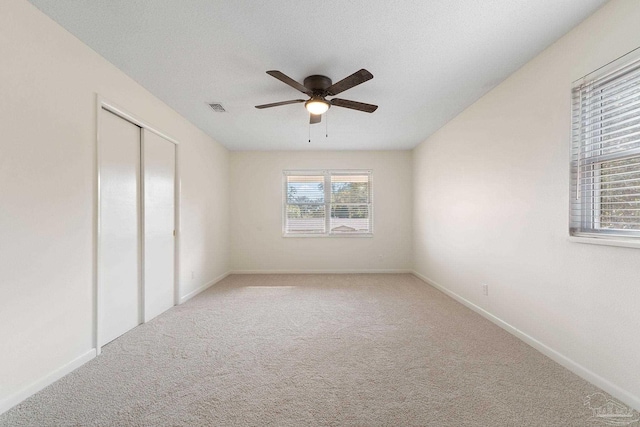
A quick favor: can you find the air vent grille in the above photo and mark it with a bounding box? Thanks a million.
[208,103,226,112]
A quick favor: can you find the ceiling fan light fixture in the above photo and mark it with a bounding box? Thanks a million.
[255,69,377,120]
[305,98,330,115]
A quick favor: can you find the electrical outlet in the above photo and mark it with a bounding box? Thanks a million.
[482,284,489,296]
[191,271,195,280]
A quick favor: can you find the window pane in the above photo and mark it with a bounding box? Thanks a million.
[287,175,324,204]
[285,204,325,233]
[331,175,370,203]
[599,156,640,230]
[330,205,370,233]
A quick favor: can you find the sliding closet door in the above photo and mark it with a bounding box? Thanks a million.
[143,129,175,322]
[99,109,141,345]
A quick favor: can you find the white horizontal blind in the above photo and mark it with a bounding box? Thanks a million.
[571,51,640,238]
[284,170,372,236]
[285,174,325,234]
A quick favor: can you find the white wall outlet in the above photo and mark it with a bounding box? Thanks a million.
[191,271,195,280]
[482,284,489,296]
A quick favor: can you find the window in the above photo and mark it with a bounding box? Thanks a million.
[284,170,372,236]
[570,49,640,242]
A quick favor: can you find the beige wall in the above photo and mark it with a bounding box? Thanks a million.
[413,0,640,409]
[0,0,229,409]
[230,151,413,272]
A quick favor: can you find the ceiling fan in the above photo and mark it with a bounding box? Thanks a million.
[255,69,378,124]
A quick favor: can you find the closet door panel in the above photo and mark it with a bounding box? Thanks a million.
[99,109,141,345]
[143,129,175,322]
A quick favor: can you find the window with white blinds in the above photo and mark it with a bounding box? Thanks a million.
[284,170,372,236]
[571,49,640,240]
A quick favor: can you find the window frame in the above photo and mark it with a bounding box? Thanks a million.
[570,47,640,247]
[282,169,374,238]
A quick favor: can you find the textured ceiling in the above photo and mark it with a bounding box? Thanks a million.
[28,0,607,151]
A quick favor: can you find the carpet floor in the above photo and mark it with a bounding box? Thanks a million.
[0,274,618,426]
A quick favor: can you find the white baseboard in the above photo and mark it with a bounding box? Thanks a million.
[230,269,412,275]
[179,271,230,304]
[0,349,96,416]
[411,270,640,412]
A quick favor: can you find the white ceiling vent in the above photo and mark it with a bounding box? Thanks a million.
[208,103,226,112]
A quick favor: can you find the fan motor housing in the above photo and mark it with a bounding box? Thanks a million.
[304,75,332,93]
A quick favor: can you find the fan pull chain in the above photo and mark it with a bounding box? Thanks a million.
[325,112,328,138]
[308,121,311,143]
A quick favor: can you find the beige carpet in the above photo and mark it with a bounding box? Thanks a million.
[0,274,617,426]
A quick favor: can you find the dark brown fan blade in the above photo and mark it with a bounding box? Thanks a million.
[255,99,305,109]
[266,71,312,95]
[330,98,378,113]
[326,69,373,96]
[310,114,321,124]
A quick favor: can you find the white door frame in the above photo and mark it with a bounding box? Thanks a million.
[95,96,181,355]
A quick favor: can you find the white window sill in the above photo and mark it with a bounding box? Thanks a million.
[568,235,640,249]
[283,233,373,238]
